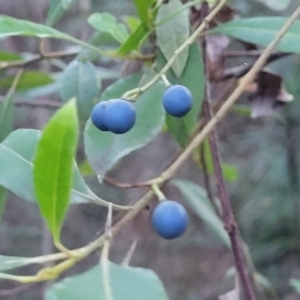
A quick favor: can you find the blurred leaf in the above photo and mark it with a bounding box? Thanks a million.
[61,0,76,9]
[290,279,300,294]
[33,100,79,243]
[193,139,238,182]
[46,263,169,300]
[0,15,81,42]
[256,0,291,11]
[60,60,100,121]
[230,104,251,117]
[0,186,6,220]
[133,0,156,29]
[0,129,95,204]
[46,0,78,26]
[0,50,21,62]
[213,18,300,53]
[0,71,53,91]
[84,73,165,180]
[123,15,141,32]
[222,164,238,182]
[117,24,148,55]
[88,13,129,44]
[78,32,120,61]
[79,160,94,177]
[0,255,34,272]
[157,43,204,147]
[172,179,230,248]
[156,0,190,78]
[218,289,239,300]
[0,70,23,143]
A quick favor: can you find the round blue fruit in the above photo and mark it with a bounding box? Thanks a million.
[104,99,136,134]
[151,200,189,240]
[91,101,109,131]
[162,85,193,117]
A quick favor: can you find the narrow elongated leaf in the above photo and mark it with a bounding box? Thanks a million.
[290,279,300,294]
[46,0,78,26]
[0,95,13,143]
[117,23,148,55]
[88,13,129,44]
[0,50,21,62]
[0,186,6,220]
[46,263,169,300]
[60,60,100,121]
[156,0,190,77]
[133,0,156,29]
[213,17,300,53]
[0,15,73,39]
[84,73,165,179]
[172,179,230,248]
[33,100,79,242]
[193,139,239,182]
[0,72,22,143]
[157,43,204,147]
[0,71,53,91]
[0,129,94,204]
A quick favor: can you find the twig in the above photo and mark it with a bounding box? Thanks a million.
[0,283,35,296]
[201,3,255,299]
[222,52,290,80]
[0,49,78,71]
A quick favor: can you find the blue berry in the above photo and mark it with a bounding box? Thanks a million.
[162,85,193,117]
[151,200,189,240]
[104,99,136,134]
[91,101,109,131]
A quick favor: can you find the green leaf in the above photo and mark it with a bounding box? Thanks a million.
[0,69,23,145]
[123,15,141,32]
[172,179,230,248]
[0,186,6,220]
[117,23,148,55]
[33,100,79,243]
[88,13,129,44]
[256,0,291,11]
[0,129,93,204]
[133,0,156,29]
[213,17,300,54]
[194,139,238,182]
[60,60,100,122]
[46,0,78,26]
[156,0,190,78]
[290,279,300,294]
[0,71,54,91]
[230,104,251,117]
[84,73,165,179]
[0,50,21,62]
[0,15,75,40]
[46,263,169,300]
[157,43,204,147]
[222,164,239,182]
[61,0,76,9]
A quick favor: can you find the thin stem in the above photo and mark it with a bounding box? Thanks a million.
[122,239,138,266]
[71,190,133,211]
[201,3,255,298]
